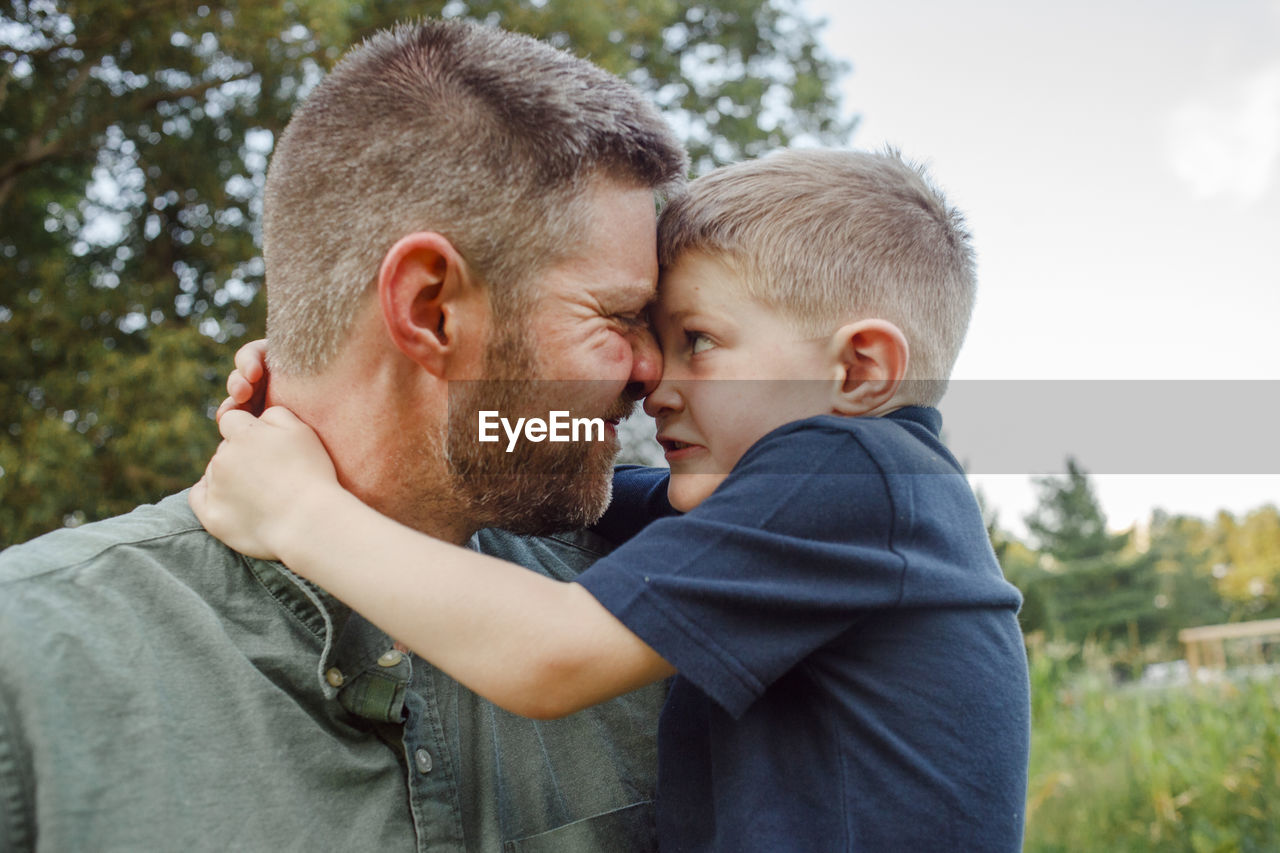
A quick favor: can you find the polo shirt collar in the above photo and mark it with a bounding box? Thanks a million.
[886,405,942,435]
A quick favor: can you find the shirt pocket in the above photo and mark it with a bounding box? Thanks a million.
[503,800,656,853]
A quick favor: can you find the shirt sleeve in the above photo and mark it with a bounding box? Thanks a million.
[589,466,678,546]
[577,422,907,718]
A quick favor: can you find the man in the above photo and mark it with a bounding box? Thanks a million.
[0,19,686,852]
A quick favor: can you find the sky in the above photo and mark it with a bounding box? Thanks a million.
[802,0,1280,536]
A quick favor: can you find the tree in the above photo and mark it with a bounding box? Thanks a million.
[1214,505,1280,620]
[1,0,853,545]
[974,486,1046,634]
[1024,457,1127,563]
[1146,509,1229,632]
[1019,458,1163,654]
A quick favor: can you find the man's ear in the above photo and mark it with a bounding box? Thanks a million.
[827,320,909,416]
[378,232,480,377]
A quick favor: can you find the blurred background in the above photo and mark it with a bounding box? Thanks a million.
[2,2,1277,847]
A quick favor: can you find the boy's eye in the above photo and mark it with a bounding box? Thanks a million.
[688,332,715,355]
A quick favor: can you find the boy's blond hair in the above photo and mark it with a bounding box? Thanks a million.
[657,148,975,406]
[264,19,687,375]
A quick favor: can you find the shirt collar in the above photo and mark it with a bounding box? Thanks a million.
[242,556,355,700]
[242,555,416,723]
[237,534,491,723]
[885,405,943,436]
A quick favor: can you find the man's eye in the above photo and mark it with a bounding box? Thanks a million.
[688,332,715,355]
[615,311,649,331]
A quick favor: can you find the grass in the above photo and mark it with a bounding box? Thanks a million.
[1024,639,1280,852]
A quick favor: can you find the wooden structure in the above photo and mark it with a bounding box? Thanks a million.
[1179,618,1280,678]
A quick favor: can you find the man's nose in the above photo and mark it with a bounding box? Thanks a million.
[624,326,663,401]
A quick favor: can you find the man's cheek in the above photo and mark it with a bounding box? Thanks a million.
[595,330,640,382]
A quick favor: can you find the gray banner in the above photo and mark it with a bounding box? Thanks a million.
[448,380,1280,475]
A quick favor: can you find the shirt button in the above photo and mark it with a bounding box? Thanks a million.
[377,649,404,667]
[325,667,345,688]
[414,748,433,774]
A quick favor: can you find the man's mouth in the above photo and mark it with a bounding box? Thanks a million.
[603,399,637,426]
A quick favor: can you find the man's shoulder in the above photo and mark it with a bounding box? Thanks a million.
[0,491,212,592]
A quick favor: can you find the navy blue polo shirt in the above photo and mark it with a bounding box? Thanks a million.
[579,408,1029,852]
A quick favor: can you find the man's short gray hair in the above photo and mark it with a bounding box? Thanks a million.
[264,19,688,374]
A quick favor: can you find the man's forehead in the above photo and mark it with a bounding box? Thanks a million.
[530,180,659,307]
[524,265,656,314]
[611,277,658,307]
[565,263,656,304]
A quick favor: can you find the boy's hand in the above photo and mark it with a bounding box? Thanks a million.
[216,338,269,421]
[190,406,342,562]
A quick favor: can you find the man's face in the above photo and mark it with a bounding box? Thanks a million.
[446,181,662,534]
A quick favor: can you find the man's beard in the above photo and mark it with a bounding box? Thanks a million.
[444,319,634,536]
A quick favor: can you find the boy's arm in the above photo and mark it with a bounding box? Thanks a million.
[592,465,677,545]
[190,408,674,719]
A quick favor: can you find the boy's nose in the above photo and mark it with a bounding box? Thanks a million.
[624,326,663,401]
[642,373,683,418]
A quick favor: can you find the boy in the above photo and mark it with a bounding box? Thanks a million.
[193,149,1030,851]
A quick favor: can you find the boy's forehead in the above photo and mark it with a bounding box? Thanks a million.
[651,270,697,318]
[655,251,739,309]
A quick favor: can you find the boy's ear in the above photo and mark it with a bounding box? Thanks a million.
[827,320,909,416]
[377,231,482,378]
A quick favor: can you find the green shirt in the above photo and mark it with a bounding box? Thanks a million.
[0,492,663,852]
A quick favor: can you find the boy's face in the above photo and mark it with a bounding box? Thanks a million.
[643,251,834,512]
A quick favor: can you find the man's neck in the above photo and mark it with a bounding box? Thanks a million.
[268,371,477,547]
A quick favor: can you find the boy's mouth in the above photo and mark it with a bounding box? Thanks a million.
[657,436,702,454]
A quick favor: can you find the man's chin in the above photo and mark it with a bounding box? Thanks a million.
[449,438,618,535]
[447,331,632,534]
[481,480,613,536]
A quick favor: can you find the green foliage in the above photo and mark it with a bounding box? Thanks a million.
[440,0,853,172]
[1147,510,1231,631]
[1013,459,1164,651]
[1,0,851,546]
[1025,456,1129,562]
[0,325,224,535]
[997,502,1280,850]
[977,486,1046,634]
[1214,506,1280,618]
[1025,640,1280,852]
[2,0,350,544]
[995,485,1280,685]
